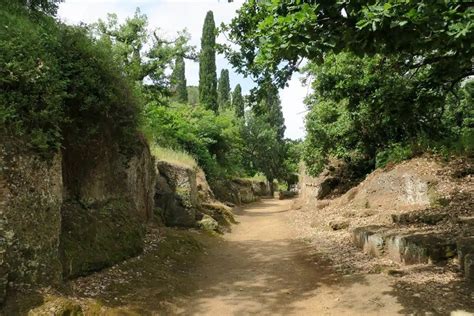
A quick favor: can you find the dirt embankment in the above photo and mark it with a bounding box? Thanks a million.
[292,156,474,314]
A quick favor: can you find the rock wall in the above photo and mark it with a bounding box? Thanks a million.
[211,179,271,205]
[155,161,198,227]
[0,132,255,302]
[154,161,236,231]
[126,140,156,222]
[0,132,157,305]
[299,159,437,211]
[0,141,63,303]
[59,135,155,278]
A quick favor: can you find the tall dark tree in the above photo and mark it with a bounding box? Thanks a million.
[232,84,244,117]
[241,112,285,196]
[257,80,285,140]
[171,55,188,103]
[218,69,231,110]
[199,11,218,112]
[15,0,63,15]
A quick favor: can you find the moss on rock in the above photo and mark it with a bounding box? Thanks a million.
[60,199,145,279]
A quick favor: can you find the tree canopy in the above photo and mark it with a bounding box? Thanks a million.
[94,9,195,98]
[223,1,473,91]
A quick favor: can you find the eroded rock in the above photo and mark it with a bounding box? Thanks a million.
[198,215,219,232]
[211,179,270,205]
[154,161,198,227]
[465,254,474,282]
[457,237,474,272]
[0,142,63,302]
[59,134,152,279]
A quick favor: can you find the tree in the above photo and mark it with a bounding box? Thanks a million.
[218,69,231,110]
[187,86,199,106]
[13,0,63,15]
[255,79,285,140]
[302,52,452,175]
[199,11,218,112]
[223,1,473,91]
[171,55,188,103]
[241,112,285,195]
[282,139,302,190]
[94,9,195,96]
[232,84,244,117]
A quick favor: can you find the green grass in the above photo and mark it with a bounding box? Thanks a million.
[151,145,197,168]
[239,173,267,182]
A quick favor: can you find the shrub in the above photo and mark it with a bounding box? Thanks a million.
[1,5,140,156]
[375,143,413,169]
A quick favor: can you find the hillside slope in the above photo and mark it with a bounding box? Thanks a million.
[293,156,474,314]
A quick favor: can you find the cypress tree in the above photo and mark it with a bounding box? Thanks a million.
[171,55,188,103]
[258,79,285,140]
[199,11,218,112]
[232,84,245,117]
[218,69,231,110]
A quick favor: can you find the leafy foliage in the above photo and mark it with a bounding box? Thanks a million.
[232,84,245,118]
[218,69,231,110]
[281,139,302,189]
[7,0,64,15]
[240,80,290,191]
[1,4,139,154]
[187,86,199,106]
[223,0,473,177]
[171,55,188,103]
[224,1,473,89]
[1,5,64,151]
[93,9,195,98]
[144,103,245,178]
[302,52,473,175]
[199,11,218,112]
[241,112,285,193]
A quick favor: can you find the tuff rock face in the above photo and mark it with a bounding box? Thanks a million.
[59,135,155,278]
[0,141,63,303]
[154,161,198,227]
[211,178,271,205]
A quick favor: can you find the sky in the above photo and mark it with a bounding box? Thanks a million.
[57,0,307,139]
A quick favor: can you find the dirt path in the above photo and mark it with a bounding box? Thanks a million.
[171,199,403,315]
[21,198,411,315]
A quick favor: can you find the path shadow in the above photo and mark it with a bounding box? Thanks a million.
[82,234,393,315]
[384,267,474,315]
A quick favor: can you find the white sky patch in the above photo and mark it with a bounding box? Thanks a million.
[281,73,308,140]
[57,0,307,139]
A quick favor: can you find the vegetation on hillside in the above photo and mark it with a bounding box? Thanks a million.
[1,1,299,190]
[1,1,140,156]
[8,0,469,190]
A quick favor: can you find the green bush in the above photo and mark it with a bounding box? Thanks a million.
[1,5,140,155]
[303,52,472,176]
[0,6,64,151]
[375,143,413,169]
[144,102,245,179]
